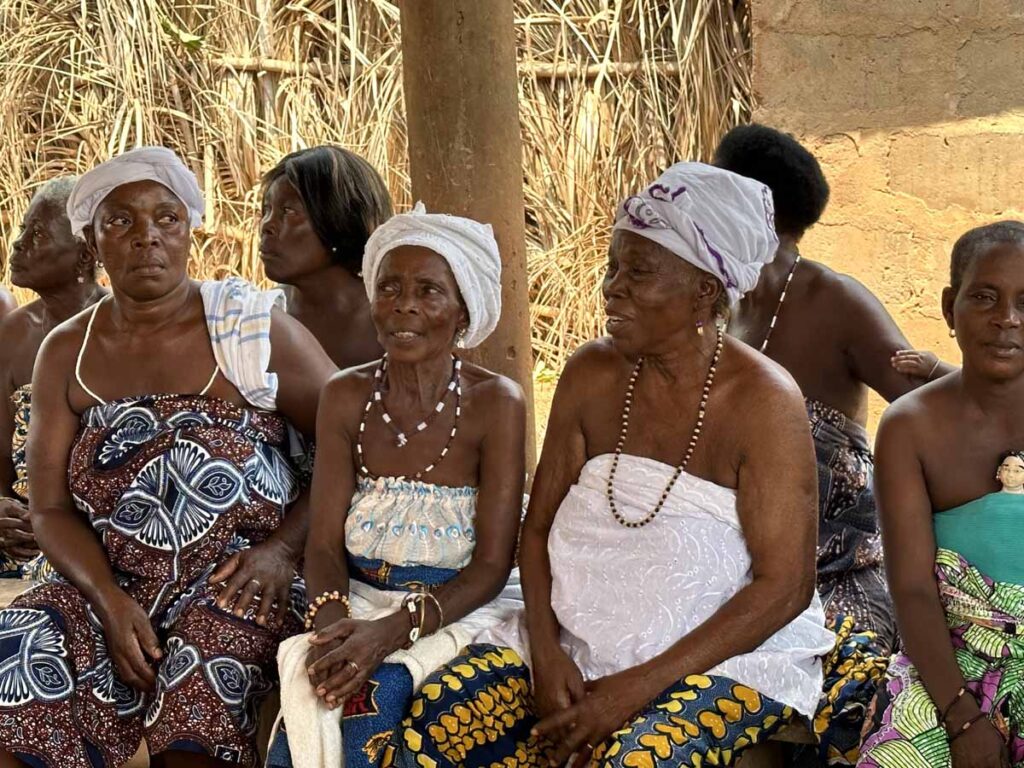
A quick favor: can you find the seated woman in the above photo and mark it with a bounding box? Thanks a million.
[260,145,392,369]
[389,163,836,767]
[0,177,106,580]
[716,124,954,656]
[859,222,1024,768]
[0,147,335,768]
[266,203,526,768]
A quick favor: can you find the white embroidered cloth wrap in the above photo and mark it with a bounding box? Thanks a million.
[200,277,284,410]
[612,162,779,306]
[361,201,502,349]
[345,476,478,569]
[66,146,205,237]
[479,453,834,717]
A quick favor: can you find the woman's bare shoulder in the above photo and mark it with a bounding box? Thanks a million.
[460,363,525,407]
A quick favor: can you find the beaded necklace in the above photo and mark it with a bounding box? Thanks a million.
[759,251,801,353]
[374,354,460,447]
[606,326,724,528]
[356,356,463,480]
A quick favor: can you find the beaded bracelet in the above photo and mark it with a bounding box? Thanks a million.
[947,712,986,743]
[304,590,351,630]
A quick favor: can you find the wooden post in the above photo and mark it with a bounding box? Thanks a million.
[399,0,536,464]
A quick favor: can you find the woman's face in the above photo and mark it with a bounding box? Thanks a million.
[998,455,1024,490]
[85,180,191,301]
[370,246,468,364]
[945,242,1024,382]
[602,230,719,357]
[10,196,89,292]
[260,177,332,284]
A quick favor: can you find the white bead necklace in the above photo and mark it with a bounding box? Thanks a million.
[760,251,801,353]
[373,354,460,448]
[356,356,463,481]
[606,326,724,529]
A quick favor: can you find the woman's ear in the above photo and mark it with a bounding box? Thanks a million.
[696,273,724,312]
[941,286,956,334]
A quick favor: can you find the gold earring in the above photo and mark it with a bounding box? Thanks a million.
[696,319,705,336]
[949,328,956,338]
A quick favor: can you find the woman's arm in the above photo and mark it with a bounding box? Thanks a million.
[0,320,35,559]
[28,327,162,691]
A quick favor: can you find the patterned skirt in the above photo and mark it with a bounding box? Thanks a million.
[385,644,795,767]
[858,549,1024,767]
[0,394,305,767]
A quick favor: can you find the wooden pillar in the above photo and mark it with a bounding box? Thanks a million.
[399,0,536,465]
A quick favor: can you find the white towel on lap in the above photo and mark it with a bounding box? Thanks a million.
[270,571,523,768]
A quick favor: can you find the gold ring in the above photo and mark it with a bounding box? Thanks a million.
[248,578,262,588]
[347,659,360,672]
[584,743,594,751]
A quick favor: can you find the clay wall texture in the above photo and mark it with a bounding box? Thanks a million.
[752,0,1024,428]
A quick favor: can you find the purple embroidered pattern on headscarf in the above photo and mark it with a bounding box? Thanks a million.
[612,162,779,305]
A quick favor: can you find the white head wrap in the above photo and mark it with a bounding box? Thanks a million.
[612,162,779,305]
[66,146,204,237]
[362,202,502,349]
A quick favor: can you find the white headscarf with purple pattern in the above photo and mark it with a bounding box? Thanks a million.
[612,162,779,305]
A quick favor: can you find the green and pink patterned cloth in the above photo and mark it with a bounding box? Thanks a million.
[858,545,1024,767]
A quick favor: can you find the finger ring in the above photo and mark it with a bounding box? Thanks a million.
[248,578,262,588]
[584,743,595,750]
[347,660,360,672]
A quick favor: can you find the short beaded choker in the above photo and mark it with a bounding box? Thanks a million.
[606,326,724,529]
[759,250,801,353]
[373,354,460,448]
[356,355,463,481]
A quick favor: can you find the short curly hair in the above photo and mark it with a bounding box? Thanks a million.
[713,124,830,238]
[949,221,1024,296]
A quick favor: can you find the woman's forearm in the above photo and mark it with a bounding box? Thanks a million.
[269,487,311,557]
[892,586,967,710]
[520,525,563,653]
[304,536,352,630]
[631,574,814,699]
[32,507,120,607]
[427,557,510,631]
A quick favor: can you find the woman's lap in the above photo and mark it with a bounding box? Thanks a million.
[386,644,793,768]
[0,579,295,768]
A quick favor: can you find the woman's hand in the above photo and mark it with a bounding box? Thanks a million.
[211,538,298,627]
[0,496,38,561]
[532,642,585,723]
[533,669,651,767]
[950,717,1010,768]
[891,349,941,381]
[94,588,163,693]
[306,613,407,709]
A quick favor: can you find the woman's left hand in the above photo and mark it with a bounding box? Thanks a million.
[533,670,651,766]
[306,615,406,709]
[891,349,940,381]
[210,538,298,626]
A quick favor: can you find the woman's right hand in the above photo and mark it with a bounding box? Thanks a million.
[950,717,1010,768]
[531,641,585,721]
[0,496,38,560]
[94,588,163,693]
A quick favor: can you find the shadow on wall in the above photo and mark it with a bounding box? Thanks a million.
[751,0,1024,432]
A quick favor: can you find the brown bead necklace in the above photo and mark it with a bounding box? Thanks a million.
[606,326,724,529]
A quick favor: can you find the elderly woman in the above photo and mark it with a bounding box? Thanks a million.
[859,222,1024,768]
[387,163,835,767]
[0,178,106,580]
[260,145,393,369]
[0,147,334,768]
[265,203,525,768]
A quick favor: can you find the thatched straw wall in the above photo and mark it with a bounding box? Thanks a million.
[0,0,751,373]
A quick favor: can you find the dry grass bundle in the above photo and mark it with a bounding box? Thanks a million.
[0,0,751,375]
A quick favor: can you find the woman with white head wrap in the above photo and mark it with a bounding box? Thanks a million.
[267,204,524,768]
[0,147,335,768]
[385,163,834,768]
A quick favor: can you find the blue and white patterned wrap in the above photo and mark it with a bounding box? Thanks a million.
[345,476,477,575]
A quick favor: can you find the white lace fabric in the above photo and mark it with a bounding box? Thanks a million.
[480,453,834,717]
